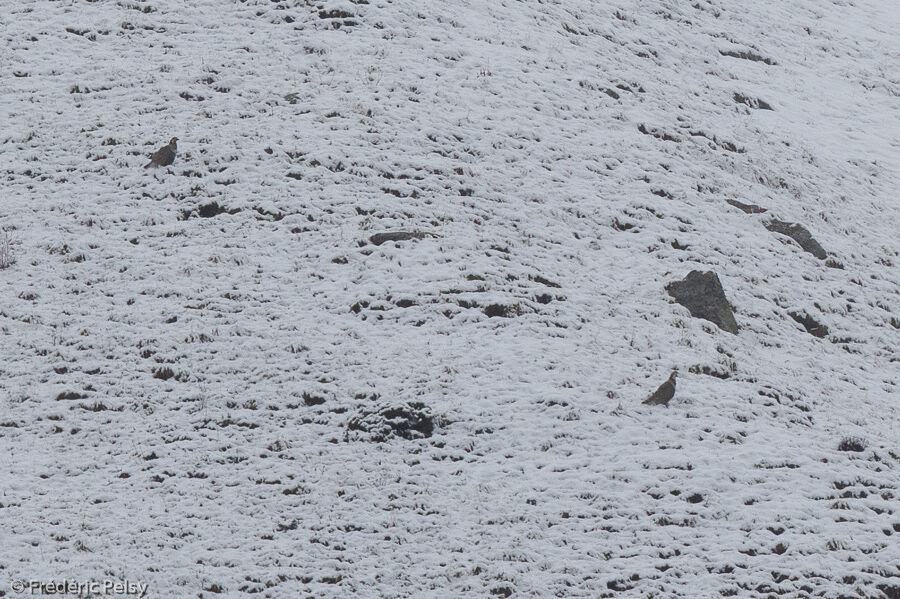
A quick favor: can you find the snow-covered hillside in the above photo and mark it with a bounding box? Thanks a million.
[1,0,898,596]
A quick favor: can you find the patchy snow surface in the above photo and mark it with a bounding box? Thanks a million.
[1,0,899,596]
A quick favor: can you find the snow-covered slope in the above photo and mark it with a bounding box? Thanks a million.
[1,0,898,596]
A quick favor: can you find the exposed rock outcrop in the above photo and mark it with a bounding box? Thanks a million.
[765,220,827,260]
[667,271,738,334]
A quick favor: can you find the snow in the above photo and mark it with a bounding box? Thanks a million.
[1,0,898,596]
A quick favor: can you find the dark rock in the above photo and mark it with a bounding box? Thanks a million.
[368,231,425,246]
[726,199,768,214]
[346,402,435,442]
[666,271,738,334]
[765,220,827,259]
[789,311,829,338]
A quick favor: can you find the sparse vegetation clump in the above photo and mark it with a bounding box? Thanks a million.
[0,230,15,269]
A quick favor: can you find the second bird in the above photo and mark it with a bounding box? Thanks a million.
[144,137,178,168]
[643,371,677,406]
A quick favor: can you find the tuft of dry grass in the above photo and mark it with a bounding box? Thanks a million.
[0,230,15,269]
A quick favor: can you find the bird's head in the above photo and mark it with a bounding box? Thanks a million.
[670,370,678,380]
[170,137,178,145]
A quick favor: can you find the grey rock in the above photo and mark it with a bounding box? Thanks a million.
[369,231,426,246]
[144,137,178,168]
[643,371,677,406]
[726,199,768,214]
[667,270,738,334]
[764,219,827,259]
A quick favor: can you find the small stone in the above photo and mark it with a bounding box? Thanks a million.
[368,231,425,246]
[726,199,767,214]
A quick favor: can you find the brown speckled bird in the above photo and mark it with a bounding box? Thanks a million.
[144,137,178,168]
[643,371,677,406]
